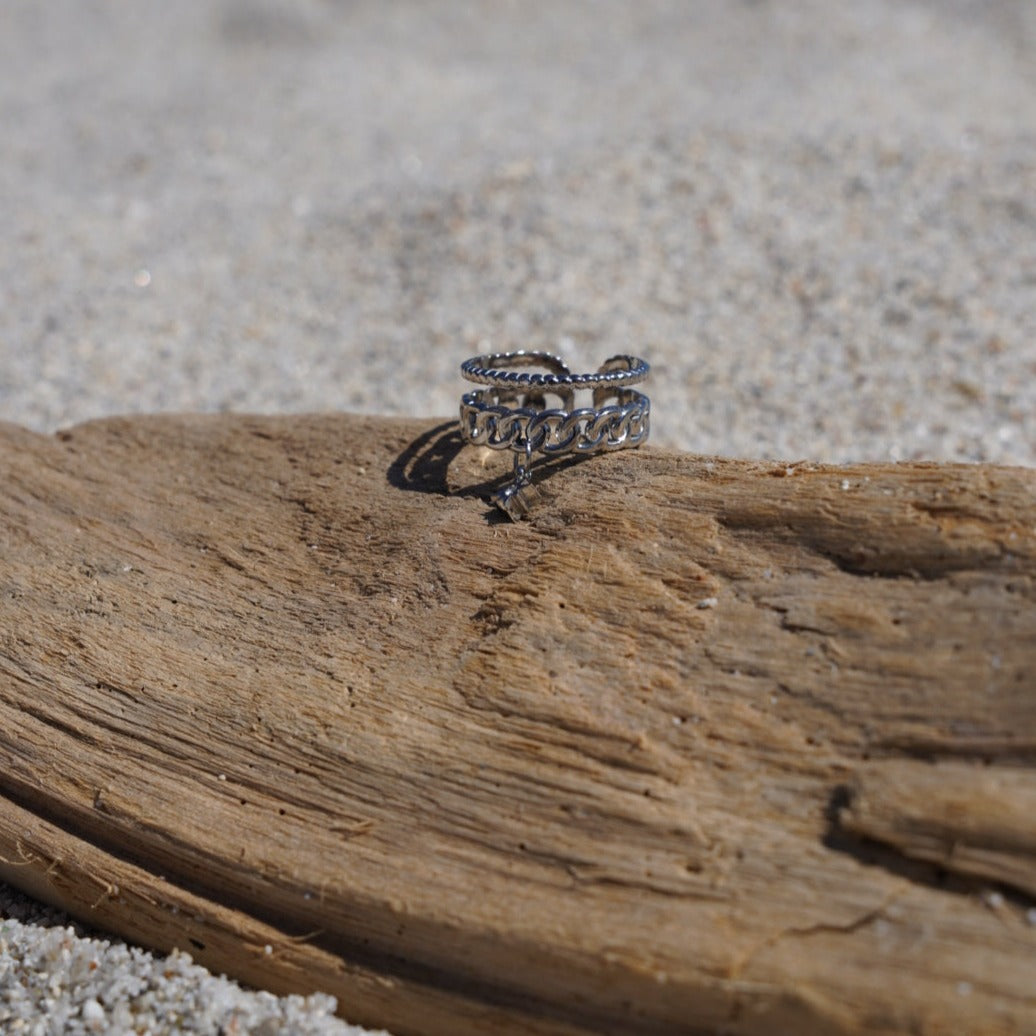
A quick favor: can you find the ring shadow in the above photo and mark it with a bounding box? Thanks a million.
[385,421,468,496]
[387,420,594,519]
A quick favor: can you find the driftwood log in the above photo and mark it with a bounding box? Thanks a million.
[0,413,1034,1035]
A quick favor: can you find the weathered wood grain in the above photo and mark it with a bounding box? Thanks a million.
[0,413,1034,1035]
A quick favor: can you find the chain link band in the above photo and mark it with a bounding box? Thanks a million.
[460,388,650,455]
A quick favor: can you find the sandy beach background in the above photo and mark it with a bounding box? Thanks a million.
[1,1,1033,1032]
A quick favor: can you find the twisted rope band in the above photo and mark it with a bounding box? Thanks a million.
[460,387,650,455]
[460,350,649,390]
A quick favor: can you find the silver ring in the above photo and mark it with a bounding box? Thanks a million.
[460,350,650,390]
[458,351,651,519]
